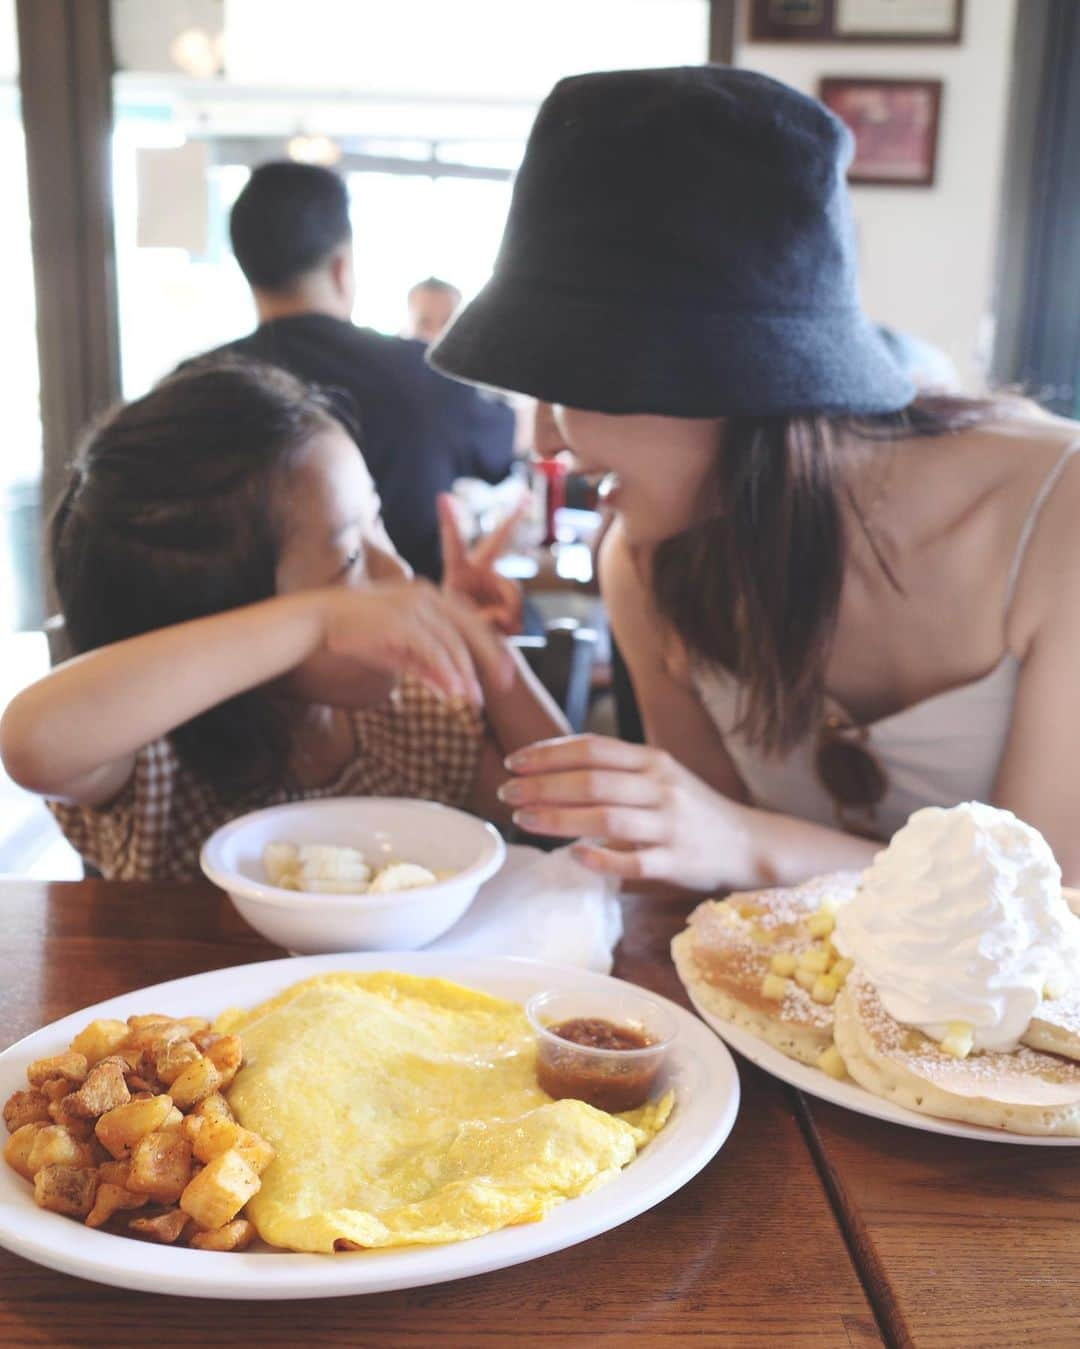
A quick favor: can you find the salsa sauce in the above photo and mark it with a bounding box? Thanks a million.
[536,1017,662,1112]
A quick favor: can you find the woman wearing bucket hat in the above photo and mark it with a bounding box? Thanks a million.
[430,66,1080,889]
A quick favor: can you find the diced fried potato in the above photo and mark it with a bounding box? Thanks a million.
[3,1122,48,1179]
[161,1107,184,1133]
[85,1181,148,1228]
[154,1038,202,1086]
[190,1218,256,1252]
[168,1056,222,1110]
[192,1030,221,1054]
[129,1208,192,1244]
[128,1130,193,1203]
[173,1017,211,1039]
[49,1098,94,1141]
[63,1058,131,1119]
[191,1117,274,1175]
[179,1149,260,1230]
[203,1035,243,1089]
[194,1093,233,1123]
[97,1159,132,1187]
[126,1014,173,1033]
[69,1019,130,1067]
[126,1021,186,1056]
[3,1089,50,1133]
[41,1080,74,1107]
[33,1164,97,1218]
[181,1115,205,1146]
[26,1052,87,1088]
[95,1094,175,1160]
[27,1125,94,1174]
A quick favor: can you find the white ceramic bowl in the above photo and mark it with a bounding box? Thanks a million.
[200,798,506,954]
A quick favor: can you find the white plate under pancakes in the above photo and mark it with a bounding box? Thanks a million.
[0,952,740,1299]
[687,991,1080,1146]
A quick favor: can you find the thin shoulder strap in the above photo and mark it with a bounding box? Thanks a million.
[1005,439,1080,610]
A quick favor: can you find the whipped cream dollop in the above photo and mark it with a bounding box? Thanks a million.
[833,802,1080,1051]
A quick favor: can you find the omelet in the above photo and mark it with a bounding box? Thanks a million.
[215,972,672,1253]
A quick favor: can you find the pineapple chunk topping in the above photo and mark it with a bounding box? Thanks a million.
[770,952,798,977]
[811,973,838,1005]
[760,973,789,1001]
[940,1021,974,1059]
[830,956,854,986]
[794,968,818,993]
[816,1045,847,1081]
[797,945,831,974]
[807,908,836,939]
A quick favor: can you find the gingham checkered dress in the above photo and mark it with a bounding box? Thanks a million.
[47,678,483,881]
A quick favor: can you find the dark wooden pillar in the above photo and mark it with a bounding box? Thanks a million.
[709,0,739,64]
[16,0,120,527]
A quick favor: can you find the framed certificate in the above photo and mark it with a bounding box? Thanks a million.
[750,0,963,43]
[834,0,963,42]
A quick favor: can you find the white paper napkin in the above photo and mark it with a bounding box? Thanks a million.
[428,844,624,973]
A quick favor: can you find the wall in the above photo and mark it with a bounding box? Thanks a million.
[739,0,1017,390]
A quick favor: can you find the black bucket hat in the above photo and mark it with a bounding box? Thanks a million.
[429,66,914,418]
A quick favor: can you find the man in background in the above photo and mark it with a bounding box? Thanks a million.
[405,276,462,343]
[194,162,515,580]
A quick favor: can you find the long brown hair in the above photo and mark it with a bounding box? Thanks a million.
[650,394,1002,755]
[51,359,338,791]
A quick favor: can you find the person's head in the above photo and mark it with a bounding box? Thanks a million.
[406,276,462,343]
[52,359,406,788]
[230,161,355,322]
[433,67,987,754]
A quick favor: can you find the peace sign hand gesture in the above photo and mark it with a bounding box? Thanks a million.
[438,492,527,636]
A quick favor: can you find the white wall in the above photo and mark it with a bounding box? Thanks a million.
[739,0,1017,390]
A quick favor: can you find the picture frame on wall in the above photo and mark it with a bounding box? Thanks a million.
[750,0,963,44]
[833,0,963,42]
[749,0,833,42]
[819,77,943,187]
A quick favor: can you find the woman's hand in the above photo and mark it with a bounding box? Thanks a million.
[318,582,515,705]
[498,734,752,890]
[438,493,526,636]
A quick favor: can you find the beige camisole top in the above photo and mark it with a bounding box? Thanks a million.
[691,441,1080,841]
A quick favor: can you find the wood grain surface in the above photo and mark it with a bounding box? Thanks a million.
[0,880,881,1347]
[799,1093,1080,1349]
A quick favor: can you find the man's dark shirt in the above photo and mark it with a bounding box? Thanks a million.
[199,314,516,579]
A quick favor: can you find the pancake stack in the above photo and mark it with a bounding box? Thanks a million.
[674,866,1080,1137]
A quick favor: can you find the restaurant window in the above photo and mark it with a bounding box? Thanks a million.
[109,0,708,396]
[0,0,43,634]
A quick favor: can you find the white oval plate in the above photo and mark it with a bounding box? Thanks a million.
[0,953,740,1299]
[687,990,1080,1146]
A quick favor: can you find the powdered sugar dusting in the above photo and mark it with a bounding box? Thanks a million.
[850,971,1080,1100]
[685,873,860,1032]
[1032,985,1080,1036]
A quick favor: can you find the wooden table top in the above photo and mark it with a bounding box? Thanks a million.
[0,879,881,1347]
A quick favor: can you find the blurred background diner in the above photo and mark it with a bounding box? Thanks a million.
[1,0,1078,879]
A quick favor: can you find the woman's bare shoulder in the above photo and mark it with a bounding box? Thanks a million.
[995,414,1080,643]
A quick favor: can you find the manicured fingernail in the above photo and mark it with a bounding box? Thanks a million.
[513,810,541,830]
[505,750,531,771]
[497,782,524,805]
